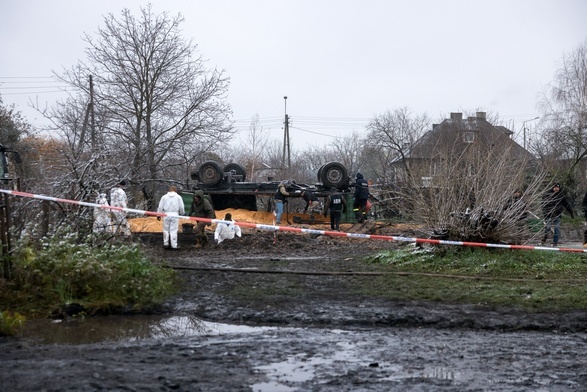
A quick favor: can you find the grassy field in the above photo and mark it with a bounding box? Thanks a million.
[360,246,587,311]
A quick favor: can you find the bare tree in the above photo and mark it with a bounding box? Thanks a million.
[327,131,367,177]
[535,39,587,196]
[231,114,271,182]
[365,107,430,184]
[404,123,544,243]
[54,5,233,209]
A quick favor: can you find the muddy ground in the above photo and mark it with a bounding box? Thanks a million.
[2,227,587,391]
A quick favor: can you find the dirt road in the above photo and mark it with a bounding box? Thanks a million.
[2,230,587,391]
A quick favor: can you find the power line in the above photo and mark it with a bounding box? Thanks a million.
[290,126,340,138]
[0,76,71,96]
[0,86,69,90]
[0,89,72,96]
[0,76,56,79]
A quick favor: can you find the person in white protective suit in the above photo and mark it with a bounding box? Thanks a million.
[93,193,112,233]
[110,180,131,236]
[214,212,242,245]
[157,185,185,249]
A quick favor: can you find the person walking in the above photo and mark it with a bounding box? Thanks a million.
[541,182,574,247]
[110,180,131,236]
[353,173,370,223]
[324,187,347,231]
[189,190,215,248]
[274,180,290,225]
[157,185,185,250]
[92,193,112,233]
[214,212,242,245]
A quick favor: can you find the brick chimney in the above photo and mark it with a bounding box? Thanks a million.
[450,112,463,120]
[476,112,486,120]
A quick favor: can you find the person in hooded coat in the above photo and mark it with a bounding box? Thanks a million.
[157,185,185,249]
[541,182,574,247]
[214,212,242,245]
[353,173,370,223]
[189,190,215,248]
[110,180,131,236]
[93,193,112,233]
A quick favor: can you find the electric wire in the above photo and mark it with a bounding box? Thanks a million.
[0,76,71,96]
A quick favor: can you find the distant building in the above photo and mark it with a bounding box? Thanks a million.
[390,112,535,187]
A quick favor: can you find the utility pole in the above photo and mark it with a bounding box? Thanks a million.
[282,96,291,168]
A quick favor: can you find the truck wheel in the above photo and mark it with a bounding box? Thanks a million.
[320,162,348,189]
[316,164,325,183]
[223,163,247,182]
[198,161,222,186]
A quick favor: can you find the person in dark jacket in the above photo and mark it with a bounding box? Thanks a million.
[189,190,215,248]
[324,187,347,231]
[301,190,319,214]
[353,173,370,223]
[274,181,291,225]
[541,183,574,247]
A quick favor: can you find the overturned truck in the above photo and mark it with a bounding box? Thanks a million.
[185,161,356,222]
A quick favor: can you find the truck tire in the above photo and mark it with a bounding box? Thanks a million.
[198,161,222,186]
[223,163,247,182]
[320,162,348,189]
[316,164,325,183]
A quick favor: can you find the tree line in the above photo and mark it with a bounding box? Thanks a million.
[0,5,586,244]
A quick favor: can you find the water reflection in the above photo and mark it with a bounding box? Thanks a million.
[21,316,278,345]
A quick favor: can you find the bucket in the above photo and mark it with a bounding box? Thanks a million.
[182,223,194,233]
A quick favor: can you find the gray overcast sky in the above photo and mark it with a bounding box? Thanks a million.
[1,0,586,149]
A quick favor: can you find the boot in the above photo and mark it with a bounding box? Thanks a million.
[201,234,209,248]
[193,235,202,249]
[354,209,362,223]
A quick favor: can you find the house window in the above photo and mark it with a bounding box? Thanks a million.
[463,132,475,143]
[422,177,432,188]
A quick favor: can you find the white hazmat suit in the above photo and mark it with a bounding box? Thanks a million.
[93,193,112,233]
[110,182,131,236]
[157,188,185,249]
[214,218,242,244]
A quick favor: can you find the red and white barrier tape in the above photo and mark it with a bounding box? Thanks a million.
[1,188,584,253]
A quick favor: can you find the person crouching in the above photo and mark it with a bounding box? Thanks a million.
[214,213,242,246]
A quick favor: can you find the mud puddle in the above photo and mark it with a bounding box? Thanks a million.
[6,316,587,391]
[20,315,283,345]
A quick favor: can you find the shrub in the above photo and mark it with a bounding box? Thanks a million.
[0,310,25,336]
[1,231,178,317]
